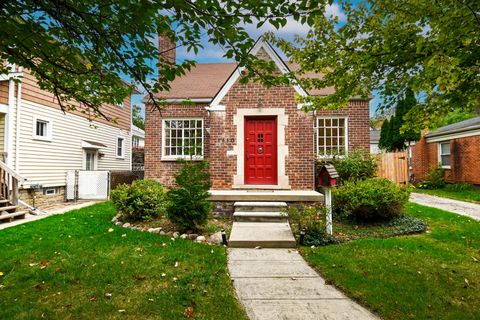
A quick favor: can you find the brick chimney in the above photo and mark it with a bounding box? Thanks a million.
[158,33,176,65]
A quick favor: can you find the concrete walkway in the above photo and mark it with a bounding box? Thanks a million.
[0,201,99,231]
[410,193,480,221]
[228,248,378,320]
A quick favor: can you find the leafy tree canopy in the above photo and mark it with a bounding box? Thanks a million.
[132,105,144,130]
[272,0,480,131]
[0,0,326,120]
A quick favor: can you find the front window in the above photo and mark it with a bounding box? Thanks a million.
[162,119,204,159]
[439,142,451,168]
[316,117,347,157]
[117,137,125,158]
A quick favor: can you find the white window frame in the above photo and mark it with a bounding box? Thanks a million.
[116,137,125,159]
[315,116,348,158]
[32,116,53,141]
[43,187,59,196]
[438,141,451,169]
[161,118,204,160]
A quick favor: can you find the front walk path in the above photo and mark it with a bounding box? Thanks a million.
[410,193,480,221]
[228,248,378,320]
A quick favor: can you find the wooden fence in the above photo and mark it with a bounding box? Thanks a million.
[376,151,409,185]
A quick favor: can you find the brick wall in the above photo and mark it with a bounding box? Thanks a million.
[411,134,480,184]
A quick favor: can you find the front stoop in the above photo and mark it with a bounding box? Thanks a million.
[229,201,296,248]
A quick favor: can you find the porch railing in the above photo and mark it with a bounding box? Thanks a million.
[0,161,25,206]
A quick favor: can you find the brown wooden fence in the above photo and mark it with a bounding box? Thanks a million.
[376,151,409,185]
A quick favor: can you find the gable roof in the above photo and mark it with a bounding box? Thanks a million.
[425,116,480,138]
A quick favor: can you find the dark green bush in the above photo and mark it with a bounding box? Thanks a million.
[333,178,410,221]
[317,151,378,184]
[386,216,427,235]
[418,165,445,189]
[286,205,339,246]
[111,179,165,222]
[166,160,212,231]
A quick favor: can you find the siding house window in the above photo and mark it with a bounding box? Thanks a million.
[117,137,125,158]
[32,116,52,141]
[316,117,347,157]
[162,119,204,160]
[438,142,451,168]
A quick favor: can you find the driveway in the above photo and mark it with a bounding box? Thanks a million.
[410,193,480,221]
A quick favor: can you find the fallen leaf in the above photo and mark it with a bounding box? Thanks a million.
[134,275,146,281]
[105,293,112,299]
[184,306,194,318]
[472,256,478,262]
[172,277,178,282]
[174,261,179,268]
[29,262,38,267]
[135,247,144,252]
[0,272,3,276]
[118,309,126,313]
[464,278,470,288]
[108,228,114,233]
[161,273,166,277]
[122,234,127,237]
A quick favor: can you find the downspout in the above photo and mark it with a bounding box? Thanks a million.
[15,68,22,172]
[5,78,15,166]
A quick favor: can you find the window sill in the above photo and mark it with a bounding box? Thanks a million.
[441,165,451,169]
[116,156,125,160]
[161,156,204,161]
[32,136,52,142]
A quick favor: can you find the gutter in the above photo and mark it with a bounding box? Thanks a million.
[425,125,480,138]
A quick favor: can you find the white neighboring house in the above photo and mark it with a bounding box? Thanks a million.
[370,129,381,154]
[0,65,136,207]
[132,124,145,148]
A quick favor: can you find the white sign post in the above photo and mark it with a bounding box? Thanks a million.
[324,187,333,235]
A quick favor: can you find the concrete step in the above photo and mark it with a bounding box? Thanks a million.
[229,222,296,248]
[234,201,288,212]
[234,211,288,222]
[0,210,27,221]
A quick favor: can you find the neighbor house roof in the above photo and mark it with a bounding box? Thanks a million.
[425,116,480,138]
[132,124,145,138]
[147,62,334,101]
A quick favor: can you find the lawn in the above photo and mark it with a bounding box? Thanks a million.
[415,187,480,204]
[0,202,247,320]
[301,203,480,320]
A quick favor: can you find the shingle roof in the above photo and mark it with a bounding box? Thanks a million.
[425,116,480,138]
[149,62,334,100]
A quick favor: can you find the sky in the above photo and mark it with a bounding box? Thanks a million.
[132,3,381,118]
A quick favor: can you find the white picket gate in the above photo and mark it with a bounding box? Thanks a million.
[66,170,110,200]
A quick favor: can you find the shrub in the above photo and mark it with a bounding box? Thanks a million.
[286,205,339,246]
[317,152,378,184]
[110,179,165,222]
[418,165,445,189]
[333,178,410,222]
[166,160,212,231]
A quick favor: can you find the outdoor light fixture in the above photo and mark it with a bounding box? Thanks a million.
[257,98,264,109]
[221,229,228,246]
[299,229,305,245]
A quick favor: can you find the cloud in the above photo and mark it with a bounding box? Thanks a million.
[325,3,347,22]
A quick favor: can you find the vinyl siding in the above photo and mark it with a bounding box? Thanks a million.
[17,99,131,187]
[0,81,8,105]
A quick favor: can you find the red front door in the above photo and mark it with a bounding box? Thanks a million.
[245,117,278,185]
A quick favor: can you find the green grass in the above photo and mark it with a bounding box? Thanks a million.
[301,203,480,320]
[415,187,480,204]
[0,202,247,320]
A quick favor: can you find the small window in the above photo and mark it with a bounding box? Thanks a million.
[132,136,139,147]
[439,142,451,168]
[32,116,52,141]
[43,187,58,196]
[117,137,125,158]
[315,117,348,158]
[162,119,204,160]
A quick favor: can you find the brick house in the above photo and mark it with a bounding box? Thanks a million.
[411,117,480,185]
[144,36,370,213]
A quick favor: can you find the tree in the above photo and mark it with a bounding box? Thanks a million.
[272,0,480,131]
[379,89,421,151]
[132,105,144,130]
[0,0,326,120]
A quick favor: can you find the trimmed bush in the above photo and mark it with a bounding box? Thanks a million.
[166,160,212,231]
[333,178,410,221]
[317,152,378,184]
[286,205,339,246]
[418,165,445,189]
[111,179,165,222]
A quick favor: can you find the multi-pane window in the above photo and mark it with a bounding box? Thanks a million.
[117,137,124,158]
[316,117,347,157]
[33,116,52,140]
[163,119,203,159]
[439,142,451,168]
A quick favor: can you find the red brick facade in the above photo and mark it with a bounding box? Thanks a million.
[145,45,370,190]
[411,134,480,185]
